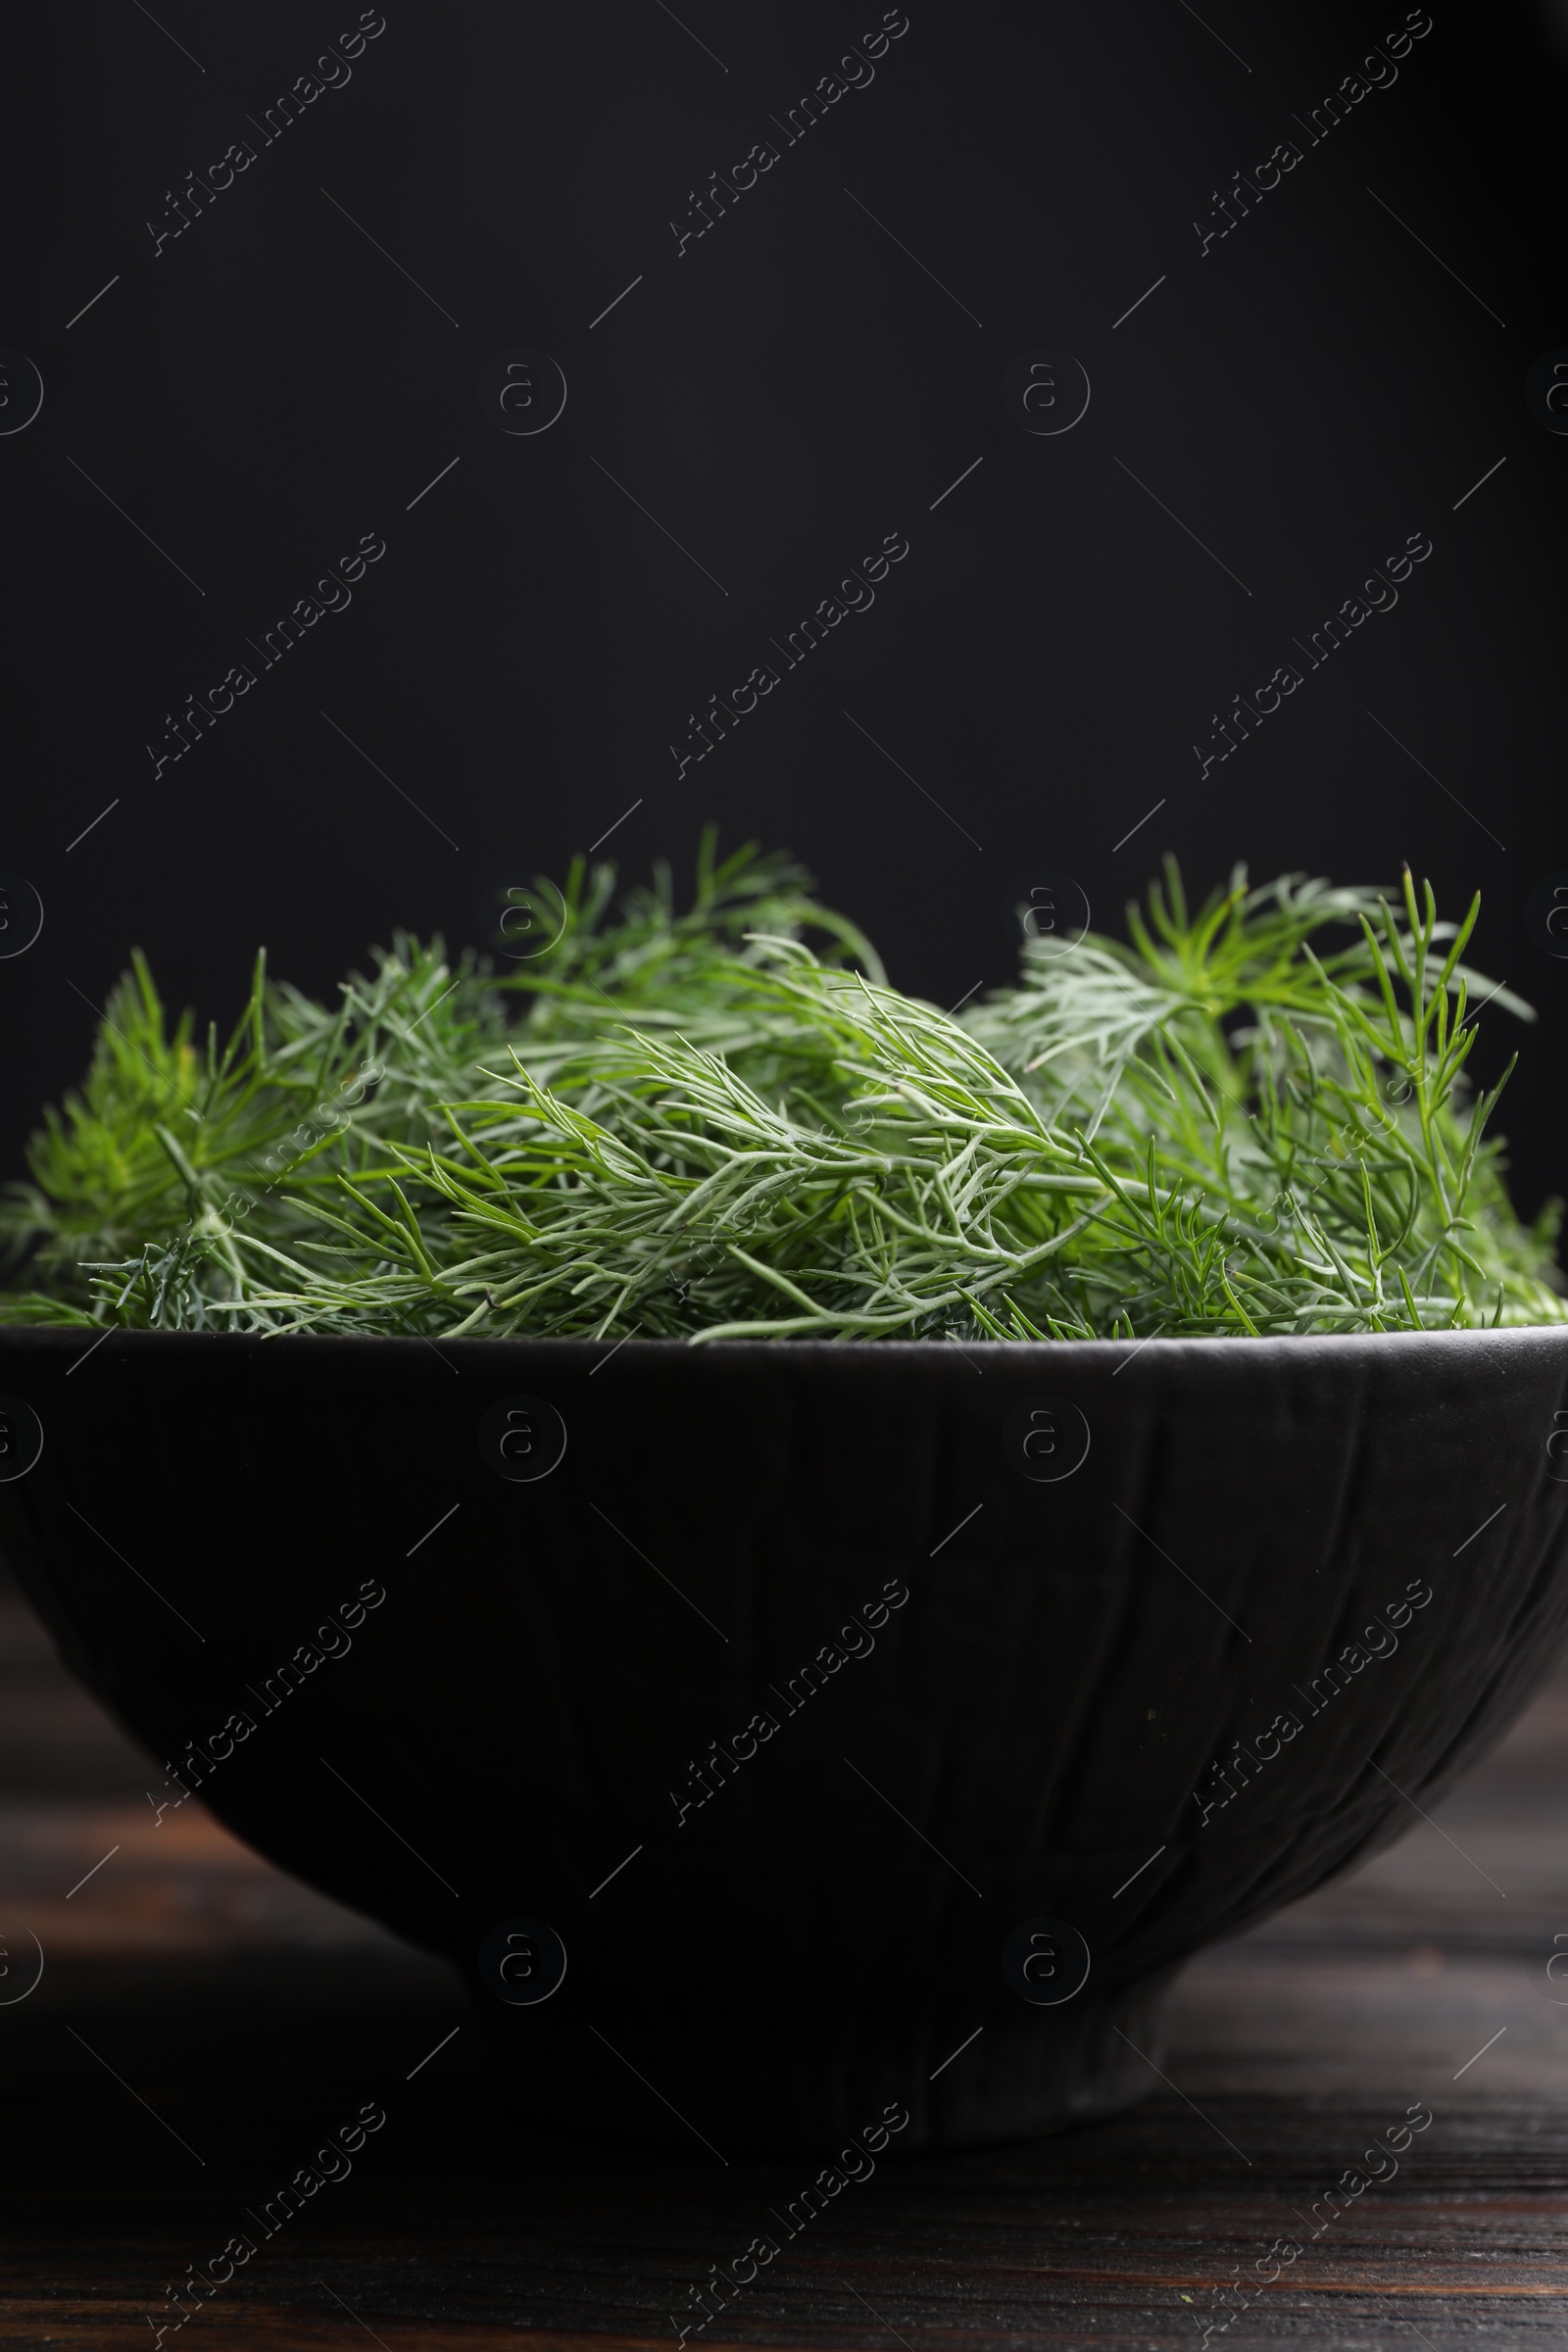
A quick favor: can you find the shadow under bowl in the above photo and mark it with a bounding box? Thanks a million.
[1,1324,1565,2156]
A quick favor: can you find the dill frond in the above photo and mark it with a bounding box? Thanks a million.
[2,838,1560,1341]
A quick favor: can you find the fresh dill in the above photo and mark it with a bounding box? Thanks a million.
[2,836,1560,1342]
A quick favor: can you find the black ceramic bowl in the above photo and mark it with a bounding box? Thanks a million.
[2,1324,1566,2155]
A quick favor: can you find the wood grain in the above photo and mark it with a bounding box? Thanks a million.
[2,1567,1567,2348]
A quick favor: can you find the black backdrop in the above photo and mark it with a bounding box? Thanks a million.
[4,0,1566,1215]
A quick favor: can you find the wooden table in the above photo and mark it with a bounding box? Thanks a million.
[3,1561,1566,2350]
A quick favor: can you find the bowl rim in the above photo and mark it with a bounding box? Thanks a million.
[1,1321,1566,1361]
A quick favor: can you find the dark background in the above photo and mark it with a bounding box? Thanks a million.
[4,0,1566,1213]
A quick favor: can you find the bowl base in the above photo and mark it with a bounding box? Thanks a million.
[466,1962,1182,2157]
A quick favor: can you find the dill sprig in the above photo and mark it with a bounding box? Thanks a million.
[1,839,1560,1341]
